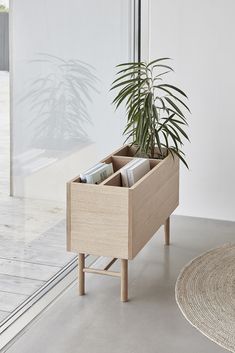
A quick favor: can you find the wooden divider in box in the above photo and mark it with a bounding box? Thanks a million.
[67,146,179,260]
[69,155,133,186]
[101,155,134,171]
[112,145,137,157]
[101,157,161,187]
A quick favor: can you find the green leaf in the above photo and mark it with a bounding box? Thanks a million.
[157,84,188,98]
[152,105,159,123]
[169,133,179,150]
[154,128,162,155]
[162,117,187,126]
[154,97,167,111]
[151,64,174,71]
[116,65,147,75]
[156,86,191,113]
[164,96,186,118]
[170,120,190,140]
[112,71,145,85]
[116,62,145,67]
[111,58,190,167]
[167,108,186,121]
[167,125,182,144]
[123,128,136,143]
[111,77,143,90]
[112,82,143,107]
[162,144,175,160]
[157,113,175,132]
[154,70,172,79]
[161,131,169,153]
[147,57,171,67]
[113,81,140,97]
[127,99,145,121]
[162,125,181,143]
[170,147,189,169]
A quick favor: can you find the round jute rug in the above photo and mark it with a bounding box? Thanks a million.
[175,243,235,352]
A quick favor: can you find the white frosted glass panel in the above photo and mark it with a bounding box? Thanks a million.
[11,0,132,201]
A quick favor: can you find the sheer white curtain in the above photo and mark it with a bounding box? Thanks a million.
[11,0,133,202]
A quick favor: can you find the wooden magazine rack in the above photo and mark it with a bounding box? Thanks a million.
[67,145,179,301]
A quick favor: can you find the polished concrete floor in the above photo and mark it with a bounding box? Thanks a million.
[4,215,235,353]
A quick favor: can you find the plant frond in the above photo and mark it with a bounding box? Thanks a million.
[157,84,188,98]
[147,57,171,67]
[111,59,190,166]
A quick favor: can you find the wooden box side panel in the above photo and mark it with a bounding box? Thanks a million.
[69,183,129,259]
[131,156,179,259]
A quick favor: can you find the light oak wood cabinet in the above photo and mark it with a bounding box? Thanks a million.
[67,145,179,301]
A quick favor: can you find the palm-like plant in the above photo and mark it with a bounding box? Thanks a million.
[111,58,190,167]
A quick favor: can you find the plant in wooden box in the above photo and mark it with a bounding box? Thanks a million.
[111,58,190,167]
[67,59,190,302]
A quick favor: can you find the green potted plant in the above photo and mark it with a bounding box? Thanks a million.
[67,58,190,302]
[111,58,190,167]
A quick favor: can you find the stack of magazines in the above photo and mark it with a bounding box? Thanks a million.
[80,162,113,184]
[80,158,150,186]
[120,158,150,187]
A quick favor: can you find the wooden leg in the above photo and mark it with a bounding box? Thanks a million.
[120,259,128,302]
[164,217,170,245]
[78,253,85,295]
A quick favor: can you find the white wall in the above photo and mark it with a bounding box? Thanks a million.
[150,0,235,221]
[11,0,133,202]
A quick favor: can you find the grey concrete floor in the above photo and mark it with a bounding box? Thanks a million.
[4,215,235,353]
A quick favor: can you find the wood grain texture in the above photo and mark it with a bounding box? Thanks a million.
[130,154,179,259]
[67,146,179,261]
[164,217,170,245]
[121,259,128,302]
[70,183,129,259]
[83,268,120,277]
[112,145,137,157]
[101,156,134,173]
[78,253,85,295]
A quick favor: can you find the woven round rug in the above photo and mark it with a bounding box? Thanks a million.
[176,243,235,352]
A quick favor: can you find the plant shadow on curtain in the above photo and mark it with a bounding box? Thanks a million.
[19,53,99,153]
